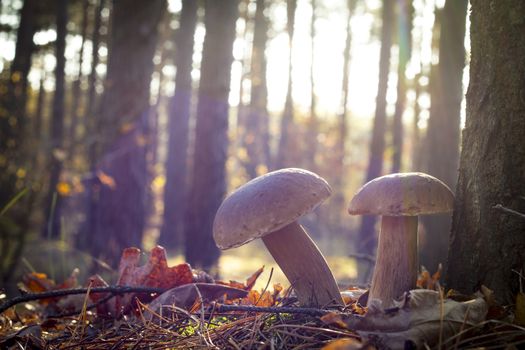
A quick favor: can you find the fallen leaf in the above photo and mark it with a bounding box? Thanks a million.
[323,289,488,349]
[217,266,264,291]
[242,290,275,307]
[114,246,194,315]
[87,274,113,316]
[321,312,348,329]
[55,268,79,290]
[321,338,368,350]
[341,288,367,306]
[22,272,55,294]
[21,270,79,306]
[245,266,264,291]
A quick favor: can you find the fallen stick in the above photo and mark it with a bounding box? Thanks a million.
[213,303,333,317]
[0,286,166,314]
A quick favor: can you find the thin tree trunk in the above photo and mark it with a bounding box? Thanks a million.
[275,0,297,169]
[32,71,46,171]
[235,0,251,136]
[446,0,525,305]
[43,0,68,239]
[420,0,467,274]
[159,0,198,251]
[185,0,238,270]
[86,0,105,165]
[81,0,106,252]
[68,0,89,161]
[0,0,37,205]
[411,69,423,171]
[355,0,394,282]
[87,0,166,266]
[244,0,269,179]
[391,0,412,173]
[332,0,356,227]
[306,0,318,170]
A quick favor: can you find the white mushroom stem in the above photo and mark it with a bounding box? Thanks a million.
[368,215,418,308]
[261,221,344,307]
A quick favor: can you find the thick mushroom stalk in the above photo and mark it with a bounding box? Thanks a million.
[262,221,342,306]
[369,216,418,305]
[348,172,454,308]
[213,168,344,307]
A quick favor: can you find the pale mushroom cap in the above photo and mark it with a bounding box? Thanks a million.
[213,168,331,249]
[348,172,454,216]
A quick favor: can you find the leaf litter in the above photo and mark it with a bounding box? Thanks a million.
[1,246,525,349]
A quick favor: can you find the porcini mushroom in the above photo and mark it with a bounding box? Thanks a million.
[213,168,344,307]
[348,172,454,308]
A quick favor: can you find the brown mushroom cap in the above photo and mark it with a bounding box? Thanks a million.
[213,168,331,249]
[348,172,454,216]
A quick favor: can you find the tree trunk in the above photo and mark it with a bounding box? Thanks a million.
[86,0,105,130]
[306,0,317,170]
[420,0,467,274]
[67,0,89,161]
[411,69,423,171]
[185,0,238,270]
[275,0,297,169]
[43,0,67,239]
[87,0,166,266]
[446,0,525,305]
[243,0,269,179]
[80,0,105,252]
[391,0,412,173]
[159,0,198,251]
[355,0,394,282]
[0,0,37,205]
[332,0,356,227]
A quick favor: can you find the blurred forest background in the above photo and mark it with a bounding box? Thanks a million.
[0,0,470,292]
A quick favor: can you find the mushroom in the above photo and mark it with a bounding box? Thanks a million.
[213,168,344,307]
[348,172,454,308]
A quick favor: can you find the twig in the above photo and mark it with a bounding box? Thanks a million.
[493,204,525,220]
[0,286,166,313]
[213,303,332,317]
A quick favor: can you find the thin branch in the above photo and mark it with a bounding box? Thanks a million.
[0,286,166,314]
[493,204,525,220]
[212,303,334,317]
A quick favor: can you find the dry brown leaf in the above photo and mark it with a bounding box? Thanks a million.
[325,289,488,349]
[321,338,368,350]
[113,246,193,315]
[321,312,349,329]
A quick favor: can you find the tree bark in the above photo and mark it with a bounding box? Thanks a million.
[43,0,68,239]
[243,0,269,179]
[275,0,297,169]
[159,0,198,251]
[446,0,525,305]
[185,0,238,270]
[355,0,394,282]
[81,0,106,252]
[87,0,166,266]
[420,0,467,274]
[391,0,412,173]
[332,0,356,227]
[305,0,318,171]
[0,0,37,205]
[67,0,90,161]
